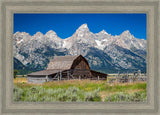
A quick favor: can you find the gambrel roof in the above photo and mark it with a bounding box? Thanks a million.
[47,55,89,70]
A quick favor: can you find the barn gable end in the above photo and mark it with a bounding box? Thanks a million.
[71,55,90,70]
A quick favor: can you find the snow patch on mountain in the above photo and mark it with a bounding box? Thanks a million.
[95,40,105,50]
[17,39,24,44]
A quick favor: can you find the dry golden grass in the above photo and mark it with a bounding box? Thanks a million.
[42,79,105,87]
[57,79,103,84]
[13,78,27,83]
[13,78,146,86]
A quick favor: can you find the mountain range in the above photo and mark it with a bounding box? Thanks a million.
[13,23,147,74]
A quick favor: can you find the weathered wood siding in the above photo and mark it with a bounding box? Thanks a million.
[71,57,91,78]
[27,75,53,84]
[27,76,46,84]
[74,59,90,70]
[72,70,91,78]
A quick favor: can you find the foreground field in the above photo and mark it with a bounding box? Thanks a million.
[13,78,147,102]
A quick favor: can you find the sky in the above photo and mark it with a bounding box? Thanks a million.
[14,13,147,39]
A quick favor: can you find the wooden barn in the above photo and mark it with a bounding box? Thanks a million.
[27,55,107,84]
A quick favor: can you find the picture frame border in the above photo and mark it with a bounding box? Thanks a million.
[0,0,159,114]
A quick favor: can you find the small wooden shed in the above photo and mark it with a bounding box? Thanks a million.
[27,55,107,84]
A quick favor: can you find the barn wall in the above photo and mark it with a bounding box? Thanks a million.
[72,70,91,78]
[27,76,47,84]
[47,76,54,81]
[27,75,54,84]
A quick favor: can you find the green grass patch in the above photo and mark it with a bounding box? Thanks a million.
[13,80,146,102]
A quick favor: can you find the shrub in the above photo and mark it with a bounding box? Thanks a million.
[23,86,46,102]
[104,91,147,102]
[84,88,101,101]
[57,93,68,101]
[85,92,94,101]
[69,93,79,102]
[13,81,147,102]
[46,89,55,96]
[67,86,80,94]
[13,86,23,101]
[56,87,81,102]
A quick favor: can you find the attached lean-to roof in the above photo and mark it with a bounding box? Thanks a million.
[90,70,107,76]
[47,55,80,70]
[27,69,64,76]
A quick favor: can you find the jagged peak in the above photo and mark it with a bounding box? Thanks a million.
[14,31,30,36]
[35,31,43,35]
[33,31,43,37]
[45,30,61,40]
[45,30,57,36]
[46,30,56,34]
[77,23,89,31]
[14,31,20,35]
[99,30,108,34]
[121,30,131,36]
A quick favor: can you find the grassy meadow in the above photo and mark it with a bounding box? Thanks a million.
[13,77,147,102]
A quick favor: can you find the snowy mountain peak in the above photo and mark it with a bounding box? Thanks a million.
[79,23,88,28]
[33,32,43,38]
[46,30,56,34]
[14,31,21,35]
[121,30,131,36]
[45,30,57,38]
[14,31,29,36]
[99,30,108,34]
[34,31,43,36]
[77,23,89,31]
[13,32,31,44]
[72,23,91,38]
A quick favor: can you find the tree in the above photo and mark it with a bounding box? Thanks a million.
[14,69,19,79]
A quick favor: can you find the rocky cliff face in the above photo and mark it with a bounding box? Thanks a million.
[13,23,147,73]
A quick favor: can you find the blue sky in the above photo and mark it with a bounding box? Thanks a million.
[14,13,146,39]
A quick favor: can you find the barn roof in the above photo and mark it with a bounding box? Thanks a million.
[27,69,64,76]
[47,55,81,70]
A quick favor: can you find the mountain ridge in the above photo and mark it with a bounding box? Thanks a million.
[13,23,147,74]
